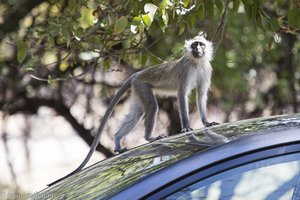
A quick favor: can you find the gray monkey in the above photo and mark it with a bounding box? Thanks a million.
[47,35,219,186]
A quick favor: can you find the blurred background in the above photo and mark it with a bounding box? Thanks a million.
[0,0,299,197]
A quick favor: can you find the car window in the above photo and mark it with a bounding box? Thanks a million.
[165,152,300,200]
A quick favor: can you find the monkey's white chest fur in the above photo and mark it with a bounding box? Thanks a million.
[196,62,212,86]
[186,63,212,93]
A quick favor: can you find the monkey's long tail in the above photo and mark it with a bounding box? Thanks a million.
[47,77,132,186]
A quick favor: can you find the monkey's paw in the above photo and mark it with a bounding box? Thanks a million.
[181,127,193,133]
[114,148,128,154]
[204,121,219,127]
[156,134,167,140]
[146,134,167,142]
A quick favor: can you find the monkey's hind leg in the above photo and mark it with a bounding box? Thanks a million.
[143,103,167,142]
[133,81,166,142]
[114,105,143,153]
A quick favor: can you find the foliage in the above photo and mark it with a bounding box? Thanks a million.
[0,0,299,154]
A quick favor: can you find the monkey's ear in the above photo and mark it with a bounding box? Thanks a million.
[184,39,192,50]
[198,31,207,38]
[204,40,214,62]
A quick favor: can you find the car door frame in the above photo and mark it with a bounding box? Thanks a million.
[147,143,300,199]
[110,128,300,200]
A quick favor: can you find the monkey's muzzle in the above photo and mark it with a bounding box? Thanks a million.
[193,51,204,58]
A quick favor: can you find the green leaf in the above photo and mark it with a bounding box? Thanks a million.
[144,3,158,21]
[102,57,112,70]
[215,0,223,12]
[270,18,279,31]
[139,52,148,66]
[178,23,185,35]
[132,16,141,25]
[288,8,300,29]
[69,0,76,9]
[59,61,69,71]
[205,0,214,18]
[244,5,252,20]
[241,0,254,5]
[233,0,240,14]
[188,14,197,27]
[261,16,271,30]
[24,63,34,72]
[79,6,96,28]
[131,16,141,34]
[73,27,84,38]
[162,9,169,26]
[61,27,71,46]
[159,21,166,32]
[17,40,28,63]
[113,16,128,35]
[139,23,145,33]
[160,0,168,9]
[199,4,205,20]
[73,11,81,20]
[259,4,270,20]
[183,0,190,8]
[48,34,55,48]
[142,14,152,28]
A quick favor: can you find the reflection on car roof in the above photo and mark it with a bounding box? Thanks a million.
[31,113,300,200]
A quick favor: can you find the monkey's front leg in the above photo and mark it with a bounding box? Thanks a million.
[197,86,219,127]
[178,91,193,133]
[200,104,219,127]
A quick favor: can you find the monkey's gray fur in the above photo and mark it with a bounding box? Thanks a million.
[48,35,219,186]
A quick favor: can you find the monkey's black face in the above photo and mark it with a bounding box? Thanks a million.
[191,41,206,58]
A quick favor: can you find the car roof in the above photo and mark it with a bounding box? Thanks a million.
[32,114,300,200]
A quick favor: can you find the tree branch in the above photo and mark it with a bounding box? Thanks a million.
[211,0,230,50]
[2,132,18,186]
[7,97,114,157]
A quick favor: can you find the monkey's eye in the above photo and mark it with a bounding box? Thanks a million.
[191,42,198,49]
[191,41,206,50]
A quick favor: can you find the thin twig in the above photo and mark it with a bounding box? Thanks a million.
[30,58,99,82]
[211,0,230,50]
[30,74,66,82]
[144,37,164,60]
[144,48,164,62]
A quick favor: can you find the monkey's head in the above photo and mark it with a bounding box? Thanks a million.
[184,36,213,62]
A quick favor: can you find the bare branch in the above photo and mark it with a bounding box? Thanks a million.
[211,0,230,50]
[29,57,98,82]
[5,97,113,157]
[2,132,18,187]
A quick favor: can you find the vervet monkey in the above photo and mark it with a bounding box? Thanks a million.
[48,35,219,186]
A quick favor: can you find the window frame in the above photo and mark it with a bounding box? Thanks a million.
[163,144,300,200]
[146,143,300,200]
[110,129,300,200]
